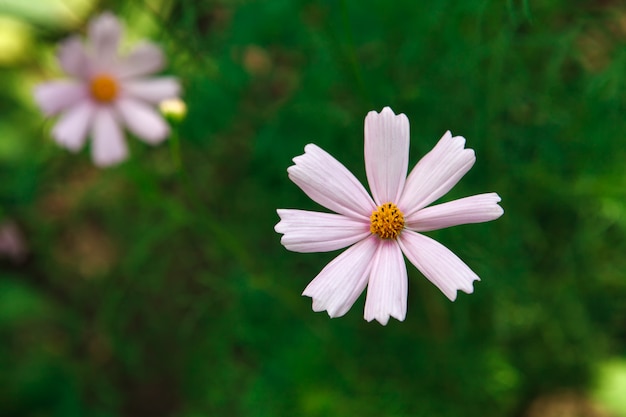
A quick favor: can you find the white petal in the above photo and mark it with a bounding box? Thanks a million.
[115,42,165,79]
[33,81,87,116]
[398,131,476,217]
[115,98,169,144]
[121,77,180,103]
[91,107,128,167]
[406,193,504,231]
[51,101,95,151]
[275,209,371,253]
[398,230,479,301]
[363,239,407,325]
[364,106,409,205]
[88,12,122,64]
[302,236,379,318]
[288,144,376,220]
[57,36,90,79]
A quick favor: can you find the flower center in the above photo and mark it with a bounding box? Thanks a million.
[89,74,118,102]
[370,202,404,239]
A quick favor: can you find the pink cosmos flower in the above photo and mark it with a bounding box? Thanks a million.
[34,12,180,167]
[275,107,503,325]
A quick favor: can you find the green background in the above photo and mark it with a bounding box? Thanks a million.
[2,0,626,416]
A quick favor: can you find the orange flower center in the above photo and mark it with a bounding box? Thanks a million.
[370,202,404,239]
[89,74,118,102]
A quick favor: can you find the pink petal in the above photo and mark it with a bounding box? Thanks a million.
[288,144,376,220]
[398,230,479,301]
[34,81,87,116]
[122,77,180,103]
[275,209,371,253]
[91,108,128,167]
[51,101,95,151]
[115,97,169,144]
[364,106,409,205]
[398,131,476,217]
[303,236,379,318]
[363,239,407,325]
[88,12,122,65]
[115,42,165,79]
[57,36,90,79]
[406,193,504,232]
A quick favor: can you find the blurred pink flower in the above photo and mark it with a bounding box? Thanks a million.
[34,12,180,167]
[275,107,503,325]
[0,221,27,263]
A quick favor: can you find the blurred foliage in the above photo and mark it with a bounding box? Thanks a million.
[594,359,626,416]
[2,0,626,416]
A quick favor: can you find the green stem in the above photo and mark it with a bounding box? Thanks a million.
[339,0,372,105]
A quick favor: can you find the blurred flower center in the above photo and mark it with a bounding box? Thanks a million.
[89,74,118,102]
[370,202,404,239]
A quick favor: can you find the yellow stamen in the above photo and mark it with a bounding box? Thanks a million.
[370,202,404,239]
[89,74,118,102]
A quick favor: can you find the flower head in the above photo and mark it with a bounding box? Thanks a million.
[34,12,181,166]
[275,107,503,325]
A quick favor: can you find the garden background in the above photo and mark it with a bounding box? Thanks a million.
[2,0,626,416]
